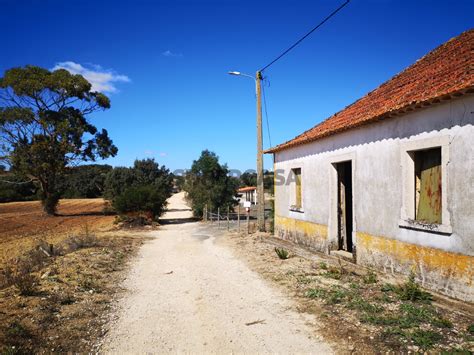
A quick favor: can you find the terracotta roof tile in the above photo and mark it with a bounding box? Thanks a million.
[237,186,256,192]
[266,29,474,153]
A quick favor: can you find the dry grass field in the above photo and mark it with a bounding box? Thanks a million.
[0,199,148,353]
[0,199,115,267]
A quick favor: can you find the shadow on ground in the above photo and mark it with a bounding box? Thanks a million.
[165,208,193,213]
[159,217,200,225]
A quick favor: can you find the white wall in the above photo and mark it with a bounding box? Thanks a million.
[274,95,474,256]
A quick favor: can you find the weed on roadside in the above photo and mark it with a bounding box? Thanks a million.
[4,320,33,350]
[396,272,432,302]
[296,275,313,284]
[409,329,443,349]
[77,275,102,293]
[323,267,342,280]
[306,287,327,299]
[299,264,468,352]
[307,285,351,305]
[274,248,289,260]
[468,323,474,334]
[363,270,378,284]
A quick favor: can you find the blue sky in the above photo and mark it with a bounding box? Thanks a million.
[1,0,472,172]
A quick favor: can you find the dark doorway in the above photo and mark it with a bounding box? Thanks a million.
[336,161,353,253]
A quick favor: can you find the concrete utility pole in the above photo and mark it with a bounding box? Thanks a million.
[228,70,266,232]
[255,71,265,232]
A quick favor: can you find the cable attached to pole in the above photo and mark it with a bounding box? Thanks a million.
[260,0,350,72]
[261,82,272,148]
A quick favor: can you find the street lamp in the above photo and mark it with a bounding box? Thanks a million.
[228,70,265,232]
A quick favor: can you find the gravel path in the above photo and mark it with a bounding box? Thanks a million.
[101,192,332,353]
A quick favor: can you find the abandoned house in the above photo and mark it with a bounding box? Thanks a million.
[265,29,474,302]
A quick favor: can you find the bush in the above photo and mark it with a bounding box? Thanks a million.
[104,159,173,222]
[1,240,52,294]
[13,270,39,296]
[63,232,99,252]
[0,173,38,202]
[113,185,168,220]
[104,159,173,201]
[3,263,39,296]
[60,164,112,198]
[104,167,136,200]
[184,150,239,217]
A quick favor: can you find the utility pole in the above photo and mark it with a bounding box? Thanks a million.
[228,69,265,232]
[255,71,265,232]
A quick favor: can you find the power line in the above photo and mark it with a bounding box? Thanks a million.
[259,0,350,72]
[261,80,272,148]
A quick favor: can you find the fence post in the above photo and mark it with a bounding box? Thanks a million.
[246,211,250,235]
[227,206,230,231]
[203,204,207,221]
[217,207,220,228]
[238,205,240,233]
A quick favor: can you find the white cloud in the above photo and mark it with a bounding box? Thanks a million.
[162,50,182,57]
[159,152,168,157]
[52,61,130,93]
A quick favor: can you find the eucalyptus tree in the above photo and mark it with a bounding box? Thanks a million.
[0,66,117,214]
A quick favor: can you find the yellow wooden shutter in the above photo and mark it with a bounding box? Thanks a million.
[416,149,442,224]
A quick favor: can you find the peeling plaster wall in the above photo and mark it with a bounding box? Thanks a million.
[273,95,474,301]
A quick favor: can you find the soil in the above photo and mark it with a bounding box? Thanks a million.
[0,199,115,267]
[220,231,474,353]
[0,198,148,354]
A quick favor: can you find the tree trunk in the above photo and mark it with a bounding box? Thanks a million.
[40,180,59,216]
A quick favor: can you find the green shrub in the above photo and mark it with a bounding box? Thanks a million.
[113,185,168,219]
[104,159,173,222]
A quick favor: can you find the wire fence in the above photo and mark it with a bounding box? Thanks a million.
[203,205,273,234]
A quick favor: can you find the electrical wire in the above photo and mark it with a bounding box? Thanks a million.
[259,0,350,72]
[261,80,272,148]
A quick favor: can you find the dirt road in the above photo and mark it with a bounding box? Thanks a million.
[101,192,332,353]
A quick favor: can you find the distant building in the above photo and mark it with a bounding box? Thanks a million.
[237,186,257,205]
[266,30,474,301]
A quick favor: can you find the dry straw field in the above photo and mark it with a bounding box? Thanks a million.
[0,199,147,353]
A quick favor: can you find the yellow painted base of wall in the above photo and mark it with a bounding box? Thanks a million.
[275,215,328,239]
[274,215,328,252]
[357,232,474,301]
[273,217,473,300]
